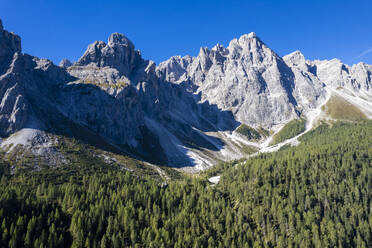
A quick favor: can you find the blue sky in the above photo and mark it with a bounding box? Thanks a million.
[1,0,372,65]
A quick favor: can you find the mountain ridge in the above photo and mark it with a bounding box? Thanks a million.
[0,19,371,171]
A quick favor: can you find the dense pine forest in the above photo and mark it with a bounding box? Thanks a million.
[0,120,371,247]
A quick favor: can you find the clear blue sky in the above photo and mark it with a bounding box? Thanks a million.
[1,0,372,65]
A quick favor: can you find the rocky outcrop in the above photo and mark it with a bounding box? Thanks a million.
[309,59,371,94]
[74,33,143,78]
[284,52,372,116]
[283,51,326,114]
[0,23,28,137]
[0,19,21,75]
[59,59,72,68]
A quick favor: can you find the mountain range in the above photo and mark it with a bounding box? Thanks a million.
[0,19,371,171]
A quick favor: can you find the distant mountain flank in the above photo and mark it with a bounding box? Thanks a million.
[0,19,371,170]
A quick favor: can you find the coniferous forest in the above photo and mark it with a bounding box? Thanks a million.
[0,120,371,247]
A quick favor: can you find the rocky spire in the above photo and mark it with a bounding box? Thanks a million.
[75,33,142,77]
[238,32,258,42]
[283,51,308,72]
[0,20,21,54]
[108,33,134,48]
[59,58,72,68]
[75,41,106,66]
[0,19,22,75]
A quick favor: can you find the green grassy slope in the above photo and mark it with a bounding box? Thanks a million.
[270,118,306,145]
[235,124,269,141]
[0,133,181,182]
[322,96,367,121]
[235,124,262,140]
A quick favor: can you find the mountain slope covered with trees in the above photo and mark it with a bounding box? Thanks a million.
[0,120,371,247]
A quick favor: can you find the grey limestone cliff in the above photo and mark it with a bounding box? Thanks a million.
[1,19,371,170]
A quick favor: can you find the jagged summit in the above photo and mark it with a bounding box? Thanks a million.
[108,33,134,48]
[211,43,225,52]
[74,33,143,77]
[59,58,72,68]
[283,50,307,67]
[75,40,106,65]
[0,20,22,55]
[237,32,258,41]
[0,19,371,170]
[0,19,22,76]
[228,32,265,49]
[0,19,3,30]
[157,32,300,127]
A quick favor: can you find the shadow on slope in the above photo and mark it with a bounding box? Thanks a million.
[13,67,241,168]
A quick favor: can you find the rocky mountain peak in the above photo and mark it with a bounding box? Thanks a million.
[225,32,279,65]
[157,32,301,128]
[211,43,225,52]
[238,32,257,41]
[75,41,106,66]
[0,19,3,30]
[0,21,22,54]
[59,58,72,68]
[228,32,262,49]
[0,19,22,74]
[108,33,134,48]
[283,50,307,70]
[75,33,143,77]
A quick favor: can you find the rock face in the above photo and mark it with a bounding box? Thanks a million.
[0,21,143,154]
[75,33,143,78]
[310,59,371,93]
[0,19,371,170]
[157,33,308,128]
[0,20,239,169]
[0,23,28,137]
[0,19,21,75]
[67,33,240,167]
[157,33,372,127]
[283,51,326,115]
[59,59,72,68]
